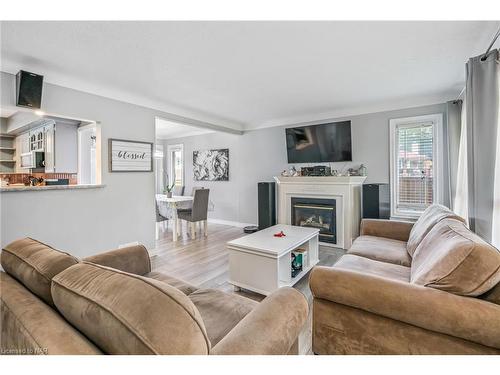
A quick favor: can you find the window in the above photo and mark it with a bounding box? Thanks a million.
[166,144,184,187]
[154,144,164,194]
[389,114,443,219]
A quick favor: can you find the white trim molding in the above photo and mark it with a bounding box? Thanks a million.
[207,218,256,228]
[389,113,444,220]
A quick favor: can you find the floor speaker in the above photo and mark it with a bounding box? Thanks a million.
[363,183,390,219]
[258,182,276,230]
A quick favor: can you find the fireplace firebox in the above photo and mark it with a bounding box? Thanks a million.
[291,197,336,244]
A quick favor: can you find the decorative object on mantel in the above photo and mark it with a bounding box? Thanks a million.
[108,139,153,172]
[289,166,299,177]
[193,148,229,181]
[300,165,331,176]
[347,164,368,176]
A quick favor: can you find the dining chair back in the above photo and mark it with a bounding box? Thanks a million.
[190,189,210,222]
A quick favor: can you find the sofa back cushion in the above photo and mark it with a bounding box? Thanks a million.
[407,204,466,257]
[411,219,500,296]
[1,238,79,306]
[480,282,500,305]
[51,262,211,354]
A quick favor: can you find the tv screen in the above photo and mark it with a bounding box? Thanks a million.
[285,121,352,163]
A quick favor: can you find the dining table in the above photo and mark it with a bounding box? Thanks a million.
[156,194,194,242]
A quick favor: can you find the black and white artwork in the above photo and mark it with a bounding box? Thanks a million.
[193,149,229,181]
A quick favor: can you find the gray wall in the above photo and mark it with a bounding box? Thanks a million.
[1,72,181,257]
[163,103,446,225]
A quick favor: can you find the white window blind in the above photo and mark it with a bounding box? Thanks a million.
[396,123,434,213]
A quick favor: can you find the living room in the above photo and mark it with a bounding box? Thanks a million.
[1,1,500,374]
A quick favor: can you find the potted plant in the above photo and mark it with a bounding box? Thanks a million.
[164,182,175,198]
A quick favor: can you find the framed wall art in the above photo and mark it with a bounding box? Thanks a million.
[109,138,153,172]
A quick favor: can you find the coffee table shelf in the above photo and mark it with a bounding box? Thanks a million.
[227,224,319,296]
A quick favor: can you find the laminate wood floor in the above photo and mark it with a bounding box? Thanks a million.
[151,221,345,354]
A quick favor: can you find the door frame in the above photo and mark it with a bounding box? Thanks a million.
[77,122,101,185]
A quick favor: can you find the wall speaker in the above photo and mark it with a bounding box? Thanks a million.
[258,182,276,230]
[363,183,390,219]
[16,70,43,109]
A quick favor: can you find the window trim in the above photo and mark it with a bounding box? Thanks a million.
[389,113,443,220]
[166,143,184,187]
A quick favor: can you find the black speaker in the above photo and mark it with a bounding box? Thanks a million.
[258,182,276,230]
[16,70,44,109]
[363,183,390,219]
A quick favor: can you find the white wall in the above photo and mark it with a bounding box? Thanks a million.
[163,103,447,225]
[1,72,191,257]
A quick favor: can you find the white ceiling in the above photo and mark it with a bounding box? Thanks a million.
[156,117,214,139]
[1,21,499,132]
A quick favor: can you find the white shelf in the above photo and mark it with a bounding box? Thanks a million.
[0,147,15,151]
[279,259,319,288]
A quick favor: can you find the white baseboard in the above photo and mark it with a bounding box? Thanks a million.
[207,218,257,228]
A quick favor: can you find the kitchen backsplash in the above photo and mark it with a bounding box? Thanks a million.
[0,173,78,185]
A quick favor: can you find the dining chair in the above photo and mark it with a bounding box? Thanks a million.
[177,188,210,238]
[155,199,169,239]
[173,185,185,196]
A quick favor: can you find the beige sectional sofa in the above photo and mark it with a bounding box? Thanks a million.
[0,238,308,355]
[310,204,500,354]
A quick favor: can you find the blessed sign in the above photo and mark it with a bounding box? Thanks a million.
[109,139,153,172]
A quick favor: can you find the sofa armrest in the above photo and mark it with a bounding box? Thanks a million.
[360,219,413,241]
[82,245,151,276]
[211,287,308,355]
[310,266,500,349]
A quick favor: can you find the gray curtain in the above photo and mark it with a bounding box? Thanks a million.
[445,100,463,210]
[465,49,500,242]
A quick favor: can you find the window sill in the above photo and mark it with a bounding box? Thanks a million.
[0,184,106,192]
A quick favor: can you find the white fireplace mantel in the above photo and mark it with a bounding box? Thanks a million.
[274,176,366,249]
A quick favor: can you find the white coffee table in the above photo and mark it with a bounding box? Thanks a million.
[227,224,319,296]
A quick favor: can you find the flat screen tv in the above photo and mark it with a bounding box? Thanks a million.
[285,121,352,163]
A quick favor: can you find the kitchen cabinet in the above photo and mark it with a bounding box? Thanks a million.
[30,127,45,151]
[44,124,55,173]
[14,121,78,173]
[15,132,30,173]
[44,122,78,173]
[18,132,30,154]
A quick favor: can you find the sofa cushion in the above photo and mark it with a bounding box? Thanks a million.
[0,271,102,354]
[347,235,411,266]
[144,271,198,295]
[51,262,211,354]
[1,238,79,306]
[480,282,500,305]
[411,219,500,296]
[189,289,258,346]
[83,244,151,275]
[407,204,466,257]
[333,254,410,283]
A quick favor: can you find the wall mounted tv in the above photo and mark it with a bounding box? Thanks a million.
[285,121,352,163]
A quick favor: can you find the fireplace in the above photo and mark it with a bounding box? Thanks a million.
[291,197,336,244]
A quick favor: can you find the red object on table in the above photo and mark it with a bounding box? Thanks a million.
[273,230,286,237]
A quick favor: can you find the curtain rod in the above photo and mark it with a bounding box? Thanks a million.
[481,26,500,61]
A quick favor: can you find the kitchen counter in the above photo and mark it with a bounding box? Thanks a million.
[0,184,106,192]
